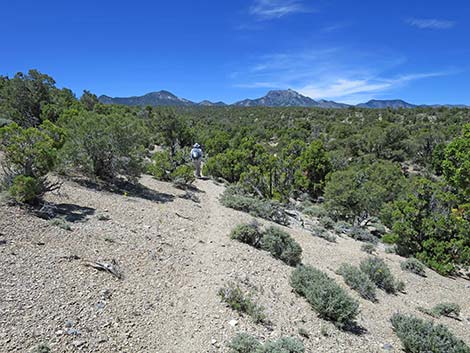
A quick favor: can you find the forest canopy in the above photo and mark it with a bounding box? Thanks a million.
[1,70,469,275]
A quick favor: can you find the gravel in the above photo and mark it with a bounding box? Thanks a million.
[0,175,469,352]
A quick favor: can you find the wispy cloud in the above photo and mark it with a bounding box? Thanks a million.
[231,48,453,103]
[406,18,455,30]
[249,0,308,20]
[321,23,350,33]
[299,72,449,104]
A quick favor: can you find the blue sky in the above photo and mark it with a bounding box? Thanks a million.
[1,0,469,104]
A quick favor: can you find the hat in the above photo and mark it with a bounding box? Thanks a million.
[193,143,200,148]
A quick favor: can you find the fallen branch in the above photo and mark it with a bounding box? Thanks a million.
[84,259,123,280]
[175,212,194,221]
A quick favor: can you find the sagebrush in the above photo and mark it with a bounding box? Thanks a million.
[337,263,377,301]
[228,333,304,353]
[400,258,426,277]
[218,282,267,324]
[360,257,404,294]
[290,266,359,328]
[261,226,302,266]
[391,313,470,353]
[221,186,289,225]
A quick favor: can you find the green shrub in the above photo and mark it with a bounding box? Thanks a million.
[290,266,359,328]
[359,257,403,294]
[261,226,302,266]
[319,216,335,229]
[319,232,337,243]
[312,226,336,242]
[48,217,72,231]
[432,303,461,318]
[147,151,173,180]
[361,243,376,254]
[58,110,146,180]
[262,337,305,353]
[337,264,377,301]
[391,313,470,353]
[32,344,51,353]
[171,164,196,187]
[311,225,326,236]
[298,328,309,338]
[350,226,378,244]
[221,187,289,225]
[299,203,327,218]
[0,121,64,203]
[324,161,406,223]
[417,303,460,319]
[230,222,263,248]
[290,265,328,296]
[0,121,64,177]
[395,279,406,293]
[382,233,399,244]
[0,118,13,127]
[383,177,470,276]
[334,221,353,235]
[218,282,267,323]
[227,334,305,353]
[228,333,262,353]
[367,220,387,236]
[147,149,195,187]
[8,175,43,203]
[400,258,426,277]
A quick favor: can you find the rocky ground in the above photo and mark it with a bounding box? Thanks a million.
[0,175,469,353]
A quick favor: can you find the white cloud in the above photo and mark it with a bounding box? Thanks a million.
[298,72,448,103]
[250,0,308,20]
[406,18,455,29]
[321,23,350,33]
[231,48,453,103]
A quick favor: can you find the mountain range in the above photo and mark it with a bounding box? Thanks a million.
[98,89,467,109]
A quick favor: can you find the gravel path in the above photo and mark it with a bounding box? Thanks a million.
[0,175,469,352]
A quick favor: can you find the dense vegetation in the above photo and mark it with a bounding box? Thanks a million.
[1,69,469,275]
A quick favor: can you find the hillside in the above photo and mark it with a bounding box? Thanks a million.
[98,91,195,107]
[356,100,416,109]
[1,175,469,352]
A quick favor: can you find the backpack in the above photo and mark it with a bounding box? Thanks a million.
[191,149,201,160]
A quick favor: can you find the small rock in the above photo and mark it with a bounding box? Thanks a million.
[101,289,112,300]
[96,302,106,310]
[97,336,108,344]
[211,339,217,345]
[65,320,75,328]
[383,343,393,351]
[228,320,238,327]
[72,340,86,347]
[66,328,81,336]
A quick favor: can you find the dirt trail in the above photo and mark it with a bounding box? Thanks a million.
[0,176,469,353]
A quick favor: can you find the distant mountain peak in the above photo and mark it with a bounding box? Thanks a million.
[98,89,467,109]
[198,100,227,107]
[98,90,195,107]
[234,89,349,108]
[357,99,416,109]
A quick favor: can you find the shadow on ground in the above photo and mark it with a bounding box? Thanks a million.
[34,202,96,222]
[73,178,175,204]
[55,203,96,222]
[343,323,368,336]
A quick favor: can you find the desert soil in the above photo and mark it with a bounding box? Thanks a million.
[0,175,469,353]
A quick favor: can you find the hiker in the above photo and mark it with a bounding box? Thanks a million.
[190,143,203,178]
